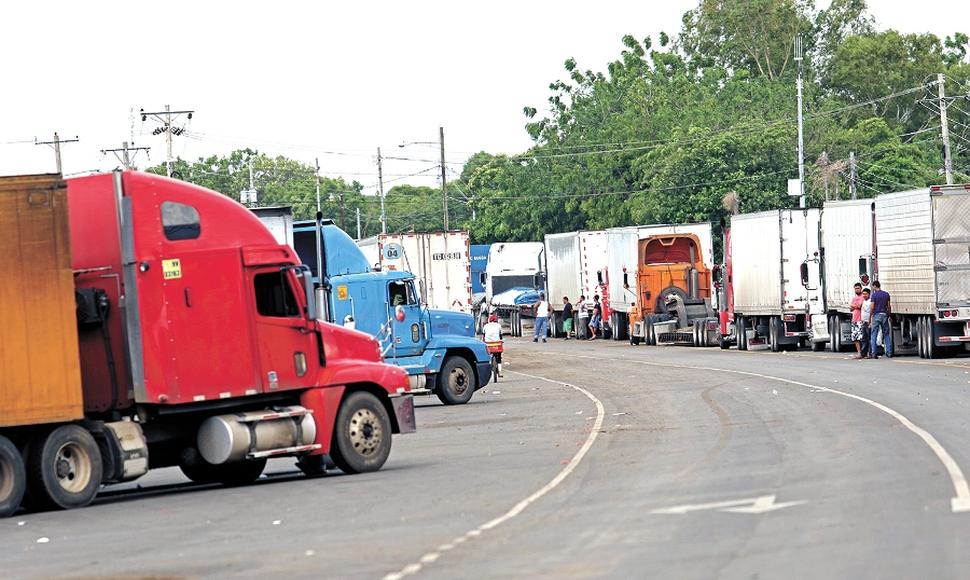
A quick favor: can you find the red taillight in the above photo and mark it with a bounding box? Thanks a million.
[942,311,950,318]
[952,310,960,317]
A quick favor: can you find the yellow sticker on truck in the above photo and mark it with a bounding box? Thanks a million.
[162,259,182,280]
[336,285,349,300]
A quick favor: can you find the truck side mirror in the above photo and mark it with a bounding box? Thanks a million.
[623,271,629,290]
[395,305,406,322]
[295,266,317,321]
[800,261,810,287]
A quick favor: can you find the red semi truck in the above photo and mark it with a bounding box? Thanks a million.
[0,172,415,517]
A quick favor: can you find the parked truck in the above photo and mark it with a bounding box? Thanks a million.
[482,241,545,336]
[872,185,970,358]
[719,208,822,351]
[357,231,472,313]
[0,172,415,518]
[627,233,717,346]
[282,221,491,404]
[807,198,875,352]
[544,230,610,338]
[606,222,714,341]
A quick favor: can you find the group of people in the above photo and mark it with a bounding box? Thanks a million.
[533,294,603,342]
[850,280,893,359]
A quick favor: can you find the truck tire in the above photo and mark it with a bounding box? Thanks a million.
[549,312,559,338]
[436,356,476,405]
[769,317,781,352]
[656,286,689,314]
[922,315,938,359]
[330,391,393,474]
[0,436,26,518]
[737,316,748,351]
[25,425,102,511]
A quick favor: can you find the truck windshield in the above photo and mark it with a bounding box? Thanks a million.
[491,275,536,294]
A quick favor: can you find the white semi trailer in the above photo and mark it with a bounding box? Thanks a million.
[873,185,970,358]
[807,198,875,352]
[544,230,609,338]
[728,208,821,352]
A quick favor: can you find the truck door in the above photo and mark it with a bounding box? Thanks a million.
[250,268,318,392]
[387,279,427,358]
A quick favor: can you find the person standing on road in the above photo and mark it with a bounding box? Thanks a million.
[868,281,892,359]
[859,287,872,358]
[577,294,589,339]
[534,293,549,343]
[481,313,504,377]
[588,295,602,340]
[850,282,866,359]
[561,297,574,339]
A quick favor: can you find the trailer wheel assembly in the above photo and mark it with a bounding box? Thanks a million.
[330,391,392,474]
[436,356,475,405]
[0,436,26,518]
[737,316,748,350]
[26,425,102,511]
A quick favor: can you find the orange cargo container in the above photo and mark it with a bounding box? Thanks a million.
[0,174,84,427]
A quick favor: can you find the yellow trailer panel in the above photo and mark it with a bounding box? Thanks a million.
[0,174,83,427]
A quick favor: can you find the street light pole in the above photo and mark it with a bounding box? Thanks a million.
[439,127,448,231]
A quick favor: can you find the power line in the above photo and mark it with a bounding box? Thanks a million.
[34,132,79,173]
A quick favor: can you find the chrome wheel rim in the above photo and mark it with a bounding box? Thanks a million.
[349,409,383,457]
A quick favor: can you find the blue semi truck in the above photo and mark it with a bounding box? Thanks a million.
[282,216,491,405]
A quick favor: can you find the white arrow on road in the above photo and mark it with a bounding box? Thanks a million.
[651,495,806,515]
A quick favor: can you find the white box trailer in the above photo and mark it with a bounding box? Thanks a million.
[874,185,970,358]
[728,208,821,351]
[369,232,472,313]
[808,199,875,351]
[605,222,714,340]
[250,206,294,247]
[357,235,381,270]
[544,230,609,337]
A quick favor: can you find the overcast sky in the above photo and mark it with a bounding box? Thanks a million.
[2,1,967,195]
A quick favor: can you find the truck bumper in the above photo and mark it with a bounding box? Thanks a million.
[476,361,492,390]
[390,394,416,434]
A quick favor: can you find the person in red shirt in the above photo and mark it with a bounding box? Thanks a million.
[850,282,866,359]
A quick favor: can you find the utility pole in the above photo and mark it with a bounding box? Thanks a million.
[140,105,194,178]
[356,207,362,240]
[377,147,387,234]
[101,141,150,170]
[339,192,346,231]
[439,126,449,230]
[240,157,257,206]
[794,37,806,209]
[35,132,79,173]
[315,157,322,213]
[848,151,857,200]
[938,72,954,185]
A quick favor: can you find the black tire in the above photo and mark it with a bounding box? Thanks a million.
[26,425,102,511]
[918,316,928,359]
[492,356,499,383]
[645,315,655,346]
[769,317,781,352]
[330,391,393,474]
[180,453,267,486]
[737,316,748,351]
[828,315,837,353]
[834,315,844,352]
[549,312,559,339]
[920,316,940,359]
[436,356,476,405]
[0,436,26,518]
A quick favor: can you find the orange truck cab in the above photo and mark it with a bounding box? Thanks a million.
[0,171,414,517]
[627,233,717,346]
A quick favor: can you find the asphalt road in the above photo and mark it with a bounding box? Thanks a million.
[4,339,970,579]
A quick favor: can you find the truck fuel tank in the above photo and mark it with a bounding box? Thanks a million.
[197,406,318,465]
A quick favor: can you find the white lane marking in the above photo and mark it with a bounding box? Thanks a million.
[651,494,806,515]
[382,370,605,579]
[561,352,970,513]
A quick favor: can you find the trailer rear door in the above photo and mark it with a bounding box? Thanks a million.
[932,187,970,307]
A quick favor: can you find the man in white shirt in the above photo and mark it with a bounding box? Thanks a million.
[481,314,504,376]
[534,292,549,343]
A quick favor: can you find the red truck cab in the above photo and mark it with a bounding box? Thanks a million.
[0,171,413,516]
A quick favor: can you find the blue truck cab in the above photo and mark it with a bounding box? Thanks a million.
[292,218,491,405]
